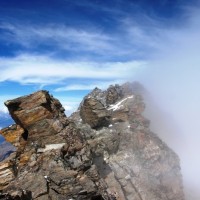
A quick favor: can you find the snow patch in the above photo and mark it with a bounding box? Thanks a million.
[125,175,131,180]
[108,95,134,111]
[124,153,130,159]
[38,143,65,153]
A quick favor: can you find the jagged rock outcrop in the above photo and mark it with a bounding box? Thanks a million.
[80,97,110,129]
[76,83,184,200]
[0,83,185,200]
[0,90,112,199]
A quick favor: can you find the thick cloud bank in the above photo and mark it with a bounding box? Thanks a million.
[136,10,200,198]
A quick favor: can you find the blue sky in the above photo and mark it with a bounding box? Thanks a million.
[0,0,199,114]
[1,0,200,196]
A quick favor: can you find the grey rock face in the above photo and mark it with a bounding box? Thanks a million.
[77,82,185,200]
[80,97,111,129]
[0,83,185,200]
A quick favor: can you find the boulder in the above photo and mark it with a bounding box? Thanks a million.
[106,84,122,105]
[5,90,69,145]
[80,97,110,129]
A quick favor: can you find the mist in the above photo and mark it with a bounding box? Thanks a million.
[139,67,200,198]
[135,9,200,198]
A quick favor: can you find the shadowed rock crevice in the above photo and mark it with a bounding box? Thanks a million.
[0,83,185,200]
[21,130,28,141]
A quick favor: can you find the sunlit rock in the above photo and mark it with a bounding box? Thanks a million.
[0,83,185,200]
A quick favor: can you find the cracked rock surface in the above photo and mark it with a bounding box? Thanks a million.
[0,83,185,200]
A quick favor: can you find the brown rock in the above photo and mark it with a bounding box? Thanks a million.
[106,84,122,105]
[0,125,25,148]
[80,97,110,129]
[1,90,111,199]
[0,190,32,200]
[5,90,68,145]
[0,85,185,200]
[0,160,15,190]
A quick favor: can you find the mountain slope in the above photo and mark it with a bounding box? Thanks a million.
[0,141,15,162]
[0,83,185,200]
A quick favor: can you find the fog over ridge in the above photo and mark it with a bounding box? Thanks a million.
[134,10,200,197]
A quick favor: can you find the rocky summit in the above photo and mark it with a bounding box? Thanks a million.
[0,83,185,200]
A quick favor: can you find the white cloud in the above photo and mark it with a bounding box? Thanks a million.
[55,84,99,91]
[55,96,83,116]
[136,8,200,199]
[0,54,145,85]
[0,106,9,114]
[0,23,112,52]
[0,95,19,114]
[0,21,166,59]
[0,23,130,59]
[54,79,126,92]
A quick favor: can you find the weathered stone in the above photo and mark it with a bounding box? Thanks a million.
[60,123,84,157]
[0,125,24,148]
[21,174,47,199]
[2,91,71,168]
[79,174,96,193]
[106,84,122,105]
[0,190,32,200]
[0,83,185,200]
[80,97,110,129]
[0,160,15,190]
[79,83,184,200]
[5,90,68,145]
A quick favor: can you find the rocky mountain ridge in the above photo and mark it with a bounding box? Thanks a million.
[0,82,184,200]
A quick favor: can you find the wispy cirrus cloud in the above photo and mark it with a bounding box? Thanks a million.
[0,18,168,60]
[0,54,145,85]
[0,0,197,63]
[0,23,113,53]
